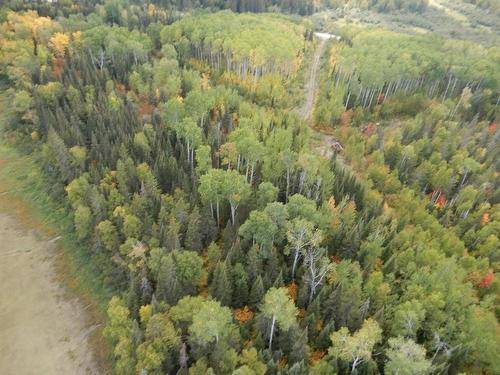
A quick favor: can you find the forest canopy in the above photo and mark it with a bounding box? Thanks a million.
[336,28,500,89]
[0,0,498,375]
[161,12,308,78]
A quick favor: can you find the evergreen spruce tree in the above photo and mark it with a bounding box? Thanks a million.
[247,244,262,283]
[157,255,181,304]
[185,206,203,252]
[200,206,218,246]
[222,220,238,254]
[165,215,181,251]
[249,275,265,309]
[206,242,223,279]
[288,328,309,365]
[127,272,141,319]
[273,270,285,288]
[232,263,249,308]
[209,261,233,306]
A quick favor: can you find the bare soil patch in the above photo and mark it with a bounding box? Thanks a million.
[0,212,101,375]
[0,150,106,374]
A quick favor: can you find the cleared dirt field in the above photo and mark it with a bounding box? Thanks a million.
[0,211,100,374]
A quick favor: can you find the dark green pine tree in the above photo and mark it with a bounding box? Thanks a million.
[157,255,181,304]
[165,215,181,252]
[46,128,74,183]
[157,204,170,247]
[273,270,285,288]
[200,206,218,246]
[231,262,249,308]
[127,271,141,319]
[316,321,335,350]
[209,261,233,306]
[304,297,321,342]
[206,242,223,279]
[249,275,265,309]
[263,249,281,289]
[222,220,238,254]
[184,206,203,252]
[139,274,153,308]
[246,244,262,283]
[287,327,309,365]
[226,237,245,264]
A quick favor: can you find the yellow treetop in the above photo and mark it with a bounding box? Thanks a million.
[49,32,69,58]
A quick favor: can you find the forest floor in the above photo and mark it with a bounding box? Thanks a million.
[0,99,109,373]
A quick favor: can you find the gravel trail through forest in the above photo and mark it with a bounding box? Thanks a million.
[298,34,329,123]
[299,33,341,159]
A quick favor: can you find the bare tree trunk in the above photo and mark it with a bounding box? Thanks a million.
[230,204,236,225]
[216,198,220,226]
[442,73,452,101]
[292,248,300,280]
[450,87,467,120]
[368,89,376,108]
[250,163,255,185]
[268,315,276,350]
[286,168,290,202]
[344,90,351,111]
[351,357,361,373]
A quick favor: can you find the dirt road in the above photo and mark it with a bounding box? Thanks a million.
[298,33,341,159]
[297,34,330,123]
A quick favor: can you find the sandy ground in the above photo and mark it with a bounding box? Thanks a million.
[0,213,100,375]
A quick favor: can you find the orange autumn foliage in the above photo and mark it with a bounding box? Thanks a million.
[330,255,341,264]
[480,212,490,226]
[428,191,446,207]
[115,83,127,94]
[479,272,494,289]
[53,57,64,78]
[435,194,447,207]
[487,121,497,135]
[309,350,326,365]
[138,102,155,116]
[363,122,377,136]
[277,357,287,370]
[288,281,297,301]
[234,306,254,323]
[341,110,352,128]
